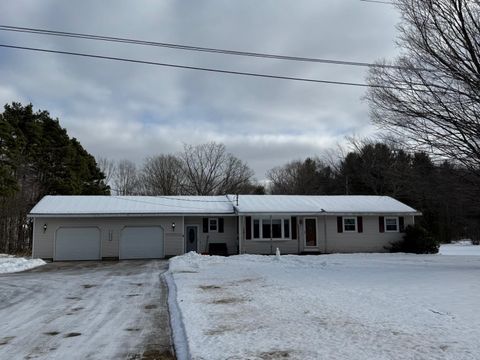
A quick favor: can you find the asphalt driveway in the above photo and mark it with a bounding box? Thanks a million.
[0,260,174,360]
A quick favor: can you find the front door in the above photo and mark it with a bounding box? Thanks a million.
[185,226,198,253]
[304,218,317,247]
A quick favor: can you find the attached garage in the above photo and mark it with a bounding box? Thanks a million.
[120,226,164,259]
[55,227,101,261]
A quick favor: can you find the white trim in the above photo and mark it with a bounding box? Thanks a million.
[250,216,291,241]
[208,217,219,232]
[385,216,399,232]
[343,217,357,232]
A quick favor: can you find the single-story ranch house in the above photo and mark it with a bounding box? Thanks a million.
[28,195,420,261]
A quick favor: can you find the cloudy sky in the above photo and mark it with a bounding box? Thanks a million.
[0,0,400,179]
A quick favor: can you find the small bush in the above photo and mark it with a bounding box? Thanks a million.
[389,224,439,254]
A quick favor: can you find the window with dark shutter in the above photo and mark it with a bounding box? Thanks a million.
[291,217,297,239]
[203,218,209,233]
[379,216,385,233]
[399,217,405,232]
[245,216,252,240]
[357,216,363,233]
[218,218,224,233]
[337,217,343,233]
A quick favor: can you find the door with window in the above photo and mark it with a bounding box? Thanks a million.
[185,226,198,253]
[304,218,317,248]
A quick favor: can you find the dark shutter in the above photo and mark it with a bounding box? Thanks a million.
[219,218,224,233]
[379,216,385,233]
[337,217,343,233]
[291,217,297,239]
[399,217,405,232]
[245,216,252,240]
[203,218,209,233]
[357,216,363,233]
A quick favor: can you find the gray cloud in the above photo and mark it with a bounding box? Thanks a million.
[0,0,400,179]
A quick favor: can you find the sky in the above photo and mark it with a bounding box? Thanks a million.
[0,0,400,180]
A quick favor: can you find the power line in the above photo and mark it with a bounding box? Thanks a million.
[359,0,394,4]
[0,24,406,70]
[0,43,393,88]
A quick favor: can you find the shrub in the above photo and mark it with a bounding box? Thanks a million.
[389,224,439,254]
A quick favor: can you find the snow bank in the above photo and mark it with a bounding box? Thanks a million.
[168,252,480,360]
[0,254,46,274]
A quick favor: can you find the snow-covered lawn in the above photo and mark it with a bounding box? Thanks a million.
[168,252,480,360]
[439,241,480,256]
[0,254,45,273]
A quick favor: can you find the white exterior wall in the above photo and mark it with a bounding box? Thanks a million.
[32,216,184,259]
[184,216,238,255]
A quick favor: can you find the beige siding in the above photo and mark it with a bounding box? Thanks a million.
[184,216,238,255]
[324,215,415,253]
[240,215,415,254]
[32,216,184,259]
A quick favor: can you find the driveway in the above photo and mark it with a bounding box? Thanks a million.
[0,260,175,360]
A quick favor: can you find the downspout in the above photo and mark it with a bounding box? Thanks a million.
[31,217,36,259]
[270,215,273,255]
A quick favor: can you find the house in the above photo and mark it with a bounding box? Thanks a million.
[28,195,420,261]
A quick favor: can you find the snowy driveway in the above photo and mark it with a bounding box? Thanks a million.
[0,260,174,360]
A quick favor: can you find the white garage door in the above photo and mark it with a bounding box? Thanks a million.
[120,226,164,259]
[55,227,101,261]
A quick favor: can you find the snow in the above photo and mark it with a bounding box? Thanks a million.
[0,260,172,359]
[230,195,419,214]
[0,254,45,273]
[30,195,418,217]
[168,252,480,360]
[29,195,235,216]
[440,241,480,256]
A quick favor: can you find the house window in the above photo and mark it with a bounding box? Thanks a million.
[343,217,357,232]
[251,218,291,240]
[385,217,399,232]
[209,218,218,232]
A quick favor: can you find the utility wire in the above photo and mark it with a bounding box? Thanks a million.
[359,0,394,4]
[0,24,407,70]
[0,43,394,88]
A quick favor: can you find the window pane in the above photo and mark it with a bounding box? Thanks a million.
[284,219,290,238]
[262,220,271,239]
[344,218,356,231]
[386,218,398,231]
[253,219,260,239]
[209,219,217,231]
[272,219,282,238]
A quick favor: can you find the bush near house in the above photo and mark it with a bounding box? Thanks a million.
[389,224,439,254]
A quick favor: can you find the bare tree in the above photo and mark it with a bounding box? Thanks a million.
[112,159,139,195]
[180,142,254,195]
[140,155,183,195]
[97,157,116,186]
[366,0,480,174]
[267,157,336,195]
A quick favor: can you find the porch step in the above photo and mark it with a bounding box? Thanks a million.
[299,251,323,255]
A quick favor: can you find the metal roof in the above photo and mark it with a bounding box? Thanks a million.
[29,195,419,217]
[29,195,235,216]
[230,195,419,215]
